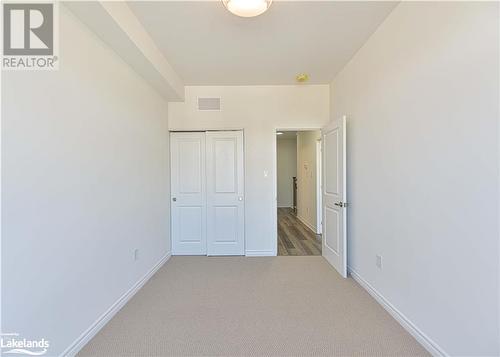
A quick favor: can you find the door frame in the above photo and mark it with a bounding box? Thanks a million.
[169,128,246,255]
[316,139,322,234]
[273,127,322,256]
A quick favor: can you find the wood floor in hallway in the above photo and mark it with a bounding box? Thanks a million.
[277,207,322,256]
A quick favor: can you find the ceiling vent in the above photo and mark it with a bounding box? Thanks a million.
[198,97,221,111]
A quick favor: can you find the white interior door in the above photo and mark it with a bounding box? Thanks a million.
[206,131,245,255]
[171,132,207,255]
[322,116,347,277]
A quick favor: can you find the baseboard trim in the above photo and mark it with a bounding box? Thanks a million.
[296,214,318,235]
[245,250,276,257]
[347,266,447,357]
[61,252,172,357]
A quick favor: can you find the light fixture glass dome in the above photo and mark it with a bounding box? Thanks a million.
[222,0,272,18]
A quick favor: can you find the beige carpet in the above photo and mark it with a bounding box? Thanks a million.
[78,256,428,356]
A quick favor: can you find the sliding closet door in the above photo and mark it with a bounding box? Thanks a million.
[171,132,207,255]
[206,131,245,255]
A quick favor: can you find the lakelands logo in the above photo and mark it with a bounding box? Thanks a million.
[2,2,59,70]
[1,333,50,355]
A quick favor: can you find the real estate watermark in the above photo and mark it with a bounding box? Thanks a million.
[1,333,50,355]
[2,1,59,70]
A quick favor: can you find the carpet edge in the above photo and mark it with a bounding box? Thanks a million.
[61,252,172,357]
[348,266,447,357]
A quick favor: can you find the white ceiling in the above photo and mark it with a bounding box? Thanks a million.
[128,1,397,86]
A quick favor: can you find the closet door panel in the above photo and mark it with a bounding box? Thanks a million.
[206,131,245,255]
[171,132,207,255]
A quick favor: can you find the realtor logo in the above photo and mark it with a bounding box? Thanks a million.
[3,3,53,55]
[2,2,58,70]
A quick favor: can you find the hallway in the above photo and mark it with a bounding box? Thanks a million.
[278,208,322,256]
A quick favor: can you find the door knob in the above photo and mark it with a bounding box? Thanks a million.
[334,201,346,207]
[238,197,243,201]
[172,197,177,202]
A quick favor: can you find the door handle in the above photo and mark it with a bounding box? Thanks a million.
[334,201,347,208]
[172,197,177,202]
[238,197,244,201]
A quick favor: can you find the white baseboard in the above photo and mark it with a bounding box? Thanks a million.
[245,250,276,257]
[347,266,447,357]
[61,252,172,357]
[296,214,318,234]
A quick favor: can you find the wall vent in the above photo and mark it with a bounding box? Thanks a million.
[198,97,221,111]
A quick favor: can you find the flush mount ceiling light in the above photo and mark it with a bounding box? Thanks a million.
[276,132,283,135]
[222,0,272,18]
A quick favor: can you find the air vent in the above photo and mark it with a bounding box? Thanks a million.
[198,97,221,111]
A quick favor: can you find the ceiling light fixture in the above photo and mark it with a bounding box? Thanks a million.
[277,132,283,135]
[222,0,272,18]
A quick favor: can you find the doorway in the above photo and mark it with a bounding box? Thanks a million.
[276,130,322,256]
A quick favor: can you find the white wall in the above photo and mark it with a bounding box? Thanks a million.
[1,6,171,356]
[330,2,499,355]
[296,130,321,233]
[169,85,329,255]
[277,138,297,208]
